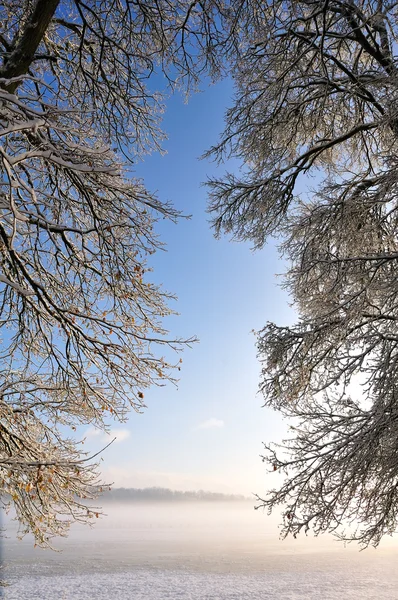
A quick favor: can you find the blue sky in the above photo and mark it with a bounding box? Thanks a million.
[84,77,296,496]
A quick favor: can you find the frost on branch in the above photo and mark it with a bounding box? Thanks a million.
[0,0,229,546]
[206,1,398,546]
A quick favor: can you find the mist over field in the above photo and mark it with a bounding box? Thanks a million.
[3,493,398,599]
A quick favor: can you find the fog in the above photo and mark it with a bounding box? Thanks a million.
[4,500,398,600]
[3,499,398,576]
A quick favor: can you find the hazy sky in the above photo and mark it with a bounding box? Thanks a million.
[83,77,296,496]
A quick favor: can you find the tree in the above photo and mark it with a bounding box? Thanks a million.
[207,0,398,547]
[0,0,231,548]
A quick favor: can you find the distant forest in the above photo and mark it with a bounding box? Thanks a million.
[100,487,249,503]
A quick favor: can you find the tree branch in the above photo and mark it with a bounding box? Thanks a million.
[0,0,60,93]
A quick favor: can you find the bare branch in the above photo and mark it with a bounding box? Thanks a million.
[206,0,398,547]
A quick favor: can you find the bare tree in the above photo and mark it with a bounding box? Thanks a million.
[207,0,398,547]
[0,0,232,547]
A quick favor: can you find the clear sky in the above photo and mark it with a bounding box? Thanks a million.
[83,77,296,497]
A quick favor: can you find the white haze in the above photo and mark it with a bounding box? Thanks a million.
[3,501,398,598]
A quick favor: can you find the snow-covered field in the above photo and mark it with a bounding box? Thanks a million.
[5,565,398,600]
[3,503,398,599]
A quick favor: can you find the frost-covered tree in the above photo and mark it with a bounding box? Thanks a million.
[207,0,398,547]
[0,0,231,547]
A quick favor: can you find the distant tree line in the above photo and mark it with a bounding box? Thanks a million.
[101,487,248,503]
